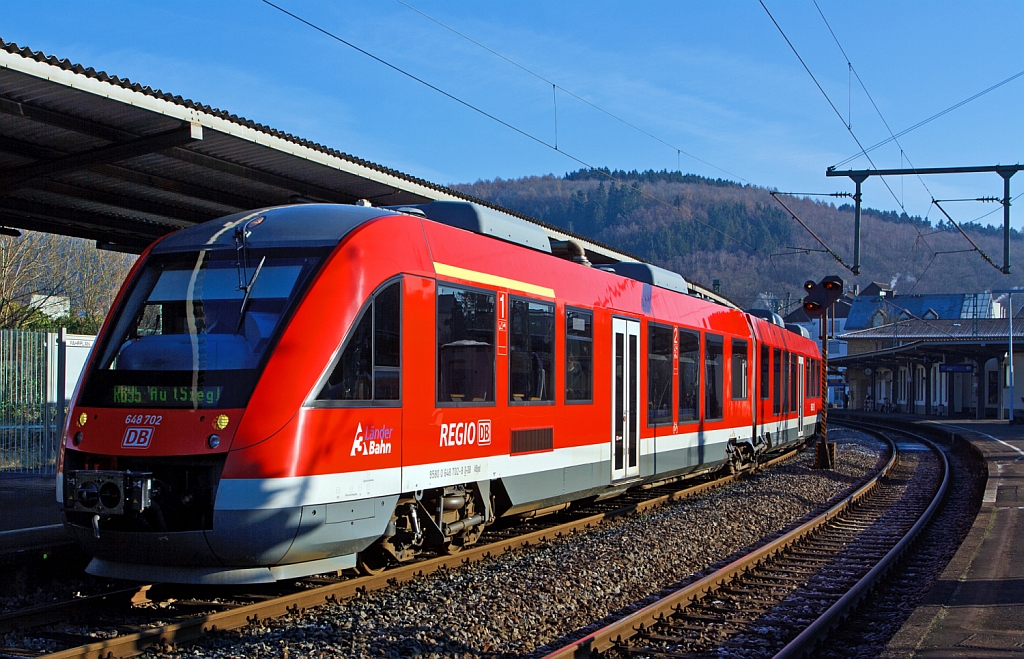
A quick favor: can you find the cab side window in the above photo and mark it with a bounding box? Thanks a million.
[317,281,401,403]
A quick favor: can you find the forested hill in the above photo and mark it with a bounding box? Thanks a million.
[452,169,1024,313]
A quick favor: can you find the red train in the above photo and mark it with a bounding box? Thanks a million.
[58,201,822,583]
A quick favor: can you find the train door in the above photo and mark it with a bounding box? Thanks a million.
[797,355,805,437]
[612,318,640,481]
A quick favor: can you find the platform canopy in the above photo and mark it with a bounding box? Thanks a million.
[0,39,733,307]
[0,38,528,253]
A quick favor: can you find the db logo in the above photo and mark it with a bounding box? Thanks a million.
[122,427,153,449]
[440,419,491,447]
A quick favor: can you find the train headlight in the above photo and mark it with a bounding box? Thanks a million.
[208,434,221,449]
[213,414,230,430]
[73,431,83,446]
[77,412,88,427]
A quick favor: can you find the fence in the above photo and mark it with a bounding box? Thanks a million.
[0,330,95,473]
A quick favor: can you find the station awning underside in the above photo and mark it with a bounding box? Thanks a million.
[0,44,473,251]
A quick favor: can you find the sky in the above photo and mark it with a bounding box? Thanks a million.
[3,1,1022,227]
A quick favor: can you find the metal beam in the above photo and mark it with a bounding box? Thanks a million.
[0,211,157,250]
[0,197,178,237]
[21,179,209,226]
[827,164,1024,177]
[0,123,202,193]
[0,133,258,212]
[827,163,1020,275]
[0,95,132,143]
[167,147,360,204]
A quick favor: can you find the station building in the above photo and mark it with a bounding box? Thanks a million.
[831,288,1019,419]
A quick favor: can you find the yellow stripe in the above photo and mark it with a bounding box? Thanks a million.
[433,262,555,298]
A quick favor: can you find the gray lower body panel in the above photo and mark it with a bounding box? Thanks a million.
[500,440,729,514]
[66,494,397,582]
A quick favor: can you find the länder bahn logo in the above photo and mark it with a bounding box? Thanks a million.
[351,423,393,456]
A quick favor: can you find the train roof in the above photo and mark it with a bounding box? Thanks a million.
[151,204,394,253]
[149,202,740,311]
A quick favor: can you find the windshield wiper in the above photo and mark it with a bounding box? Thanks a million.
[236,255,266,332]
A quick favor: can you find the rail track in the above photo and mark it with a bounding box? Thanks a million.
[0,447,812,659]
[542,422,949,658]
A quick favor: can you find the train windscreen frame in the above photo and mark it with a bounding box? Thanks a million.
[81,247,327,409]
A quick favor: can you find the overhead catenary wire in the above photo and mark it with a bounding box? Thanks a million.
[930,199,1001,271]
[813,2,936,202]
[758,0,924,261]
[261,0,762,253]
[768,192,854,273]
[396,0,750,183]
[831,68,1024,170]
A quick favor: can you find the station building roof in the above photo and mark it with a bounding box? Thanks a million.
[831,317,1024,368]
[844,294,969,330]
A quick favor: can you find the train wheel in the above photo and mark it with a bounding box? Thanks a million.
[356,547,390,575]
[441,540,463,555]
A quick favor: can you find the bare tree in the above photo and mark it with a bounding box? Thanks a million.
[0,231,136,331]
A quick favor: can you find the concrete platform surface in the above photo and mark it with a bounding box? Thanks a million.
[0,472,71,555]
[0,473,61,532]
[877,418,1024,658]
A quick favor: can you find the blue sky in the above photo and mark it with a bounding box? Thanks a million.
[4,1,1023,227]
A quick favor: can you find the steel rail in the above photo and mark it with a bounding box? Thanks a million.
[771,422,950,658]
[542,434,899,659]
[28,448,801,659]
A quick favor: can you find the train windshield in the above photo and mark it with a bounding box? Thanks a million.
[84,248,325,408]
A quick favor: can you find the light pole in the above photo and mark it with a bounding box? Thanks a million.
[993,290,1019,423]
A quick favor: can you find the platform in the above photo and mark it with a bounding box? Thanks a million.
[0,472,72,559]
[839,415,1024,658]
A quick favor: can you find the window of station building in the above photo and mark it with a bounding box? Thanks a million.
[509,297,555,403]
[316,280,401,404]
[731,339,748,400]
[705,334,724,420]
[437,285,496,404]
[773,348,782,414]
[648,324,674,426]
[678,330,700,423]
[565,308,593,403]
[760,345,770,400]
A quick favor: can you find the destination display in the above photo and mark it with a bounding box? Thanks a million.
[111,385,224,407]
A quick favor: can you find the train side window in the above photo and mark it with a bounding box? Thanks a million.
[678,330,700,423]
[647,323,673,426]
[760,344,770,400]
[509,297,555,403]
[705,334,724,420]
[773,348,782,414]
[316,280,401,403]
[731,339,748,400]
[565,308,593,403]
[437,285,496,404]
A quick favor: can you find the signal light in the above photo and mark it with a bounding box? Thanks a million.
[802,276,844,318]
